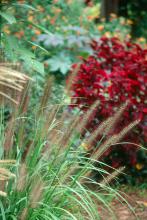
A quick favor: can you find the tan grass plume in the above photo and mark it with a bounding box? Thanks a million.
[0,65,30,105]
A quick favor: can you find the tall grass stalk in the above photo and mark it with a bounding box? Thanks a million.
[0,67,140,220]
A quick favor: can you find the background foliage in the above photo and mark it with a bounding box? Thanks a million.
[69,37,147,182]
[0,0,147,186]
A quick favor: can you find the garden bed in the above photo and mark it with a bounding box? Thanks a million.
[98,188,147,220]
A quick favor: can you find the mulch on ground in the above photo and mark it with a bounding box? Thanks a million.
[98,189,147,220]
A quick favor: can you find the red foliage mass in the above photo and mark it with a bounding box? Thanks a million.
[69,37,147,167]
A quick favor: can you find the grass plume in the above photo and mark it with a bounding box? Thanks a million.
[0,66,141,220]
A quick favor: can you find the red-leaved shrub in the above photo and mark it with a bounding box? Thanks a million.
[69,37,147,168]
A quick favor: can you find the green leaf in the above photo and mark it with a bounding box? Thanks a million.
[26,21,52,35]
[47,54,72,75]
[3,35,44,74]
[31,60,44,75]
[0,201,6,220]
[23,55,44,75]
[27,41,50,54]
[4,35,19,60]
[19,48,35,59]
[0,12,16,24]
[12,3,38,11]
